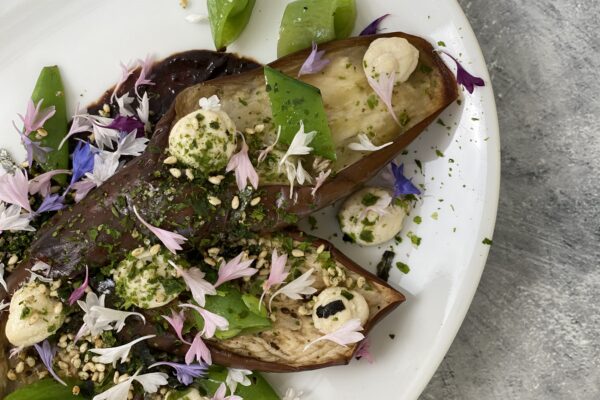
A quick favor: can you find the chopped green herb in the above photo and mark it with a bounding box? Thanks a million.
[407,231,422,246]
[482,238,493,245]
[435,149,444,157]
[396,261,410,274]
[413,216,422,224]
[437,41,446,47]
[359,230,374,243]
[361,192,379,206]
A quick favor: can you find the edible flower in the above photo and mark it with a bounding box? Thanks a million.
[257,126,280,163]
[77,115,121,150]
[0,168,32,212]
[69,141,95,186]
[169,261,216,307]
[439,51,485,93]
[18,99,56,136]
[84,151,120,187]
[68,265,89,305]
[311,169,331,198]
[226,134,259,191]
[28,261,52,284]
[304,318,364,351]
[35,193,65,214]
[135,55,155,97]
[71,180,96,203]
[93,369,168,400]
[90,335,155,367]
[58,105,93,150]
[116,94,135,117]
[0,203,33,234]
[136,92,151,129]
[104,116,145,138]
[355,338,374,363]
[211,383,243,400]
[34,340,66,386]
[199,95,221,111]
[390,162,421,197]
[180,303,229,339]
[259,249,289,308]
[111,60,136,101]
[149,362,207,386]
[29,169,71,197]
[186,333,212,365]
[359,14,390,36]
[116,130,149,157]
[17,132,52,166]
[295,160,312,185]
[282,388,304,400]
[226,368,252,394]
[0,300,8,312]
[132,206,188,254]
[279,122,316,167]
[0,263,6,292]
[269,268,317,312]
[348,133,392,152]
[162,308,189,344]
[298,42,330,77]
[366,71,400,125]
[214,251,257,288]
[360,192,392,219]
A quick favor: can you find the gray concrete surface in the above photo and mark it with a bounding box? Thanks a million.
[420,1,600,399]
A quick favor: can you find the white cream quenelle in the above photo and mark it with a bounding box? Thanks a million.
[363,37,419,82]
[5,281,66,347]
[338,187,409,246]
[312,287,369,334]
[168,96,237,173]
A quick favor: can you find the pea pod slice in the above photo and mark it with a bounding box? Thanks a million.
[30,66,69,182]
[277,0,356,57]
[207,0,257,51]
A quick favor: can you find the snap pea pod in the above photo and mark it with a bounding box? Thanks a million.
[30,66,69,183]
[277,0,356,57]
[207,0,257,51]
[5,379,88,400]
[264,66,336,160]
[198,366,280,400]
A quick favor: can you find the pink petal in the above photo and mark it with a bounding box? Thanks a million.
[111,61,136,101]
[214,252,257,288]
[355,338,374,363]
[135,55,155,98]
[68,266,89,305]
[185,333,212,365]
[19,99,56,135]
[213,383,227,400]
[257,127,280,164]
[29,169,71,197]
[170,261,216,307]
[266,249,288,288]
[180,303,228,339]
[366,72,400,125]
[310,169,331,197]
[163,309,189,344]
[304,319,364,351]
[298,42,330,77]
[226,137,259,191]
[70,180,96,203]
[0,168,32,212]
[132,206,187,254]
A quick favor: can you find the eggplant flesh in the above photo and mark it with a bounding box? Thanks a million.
[119,233,405,372]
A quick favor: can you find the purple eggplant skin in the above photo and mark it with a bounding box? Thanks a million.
[2,32,457,301]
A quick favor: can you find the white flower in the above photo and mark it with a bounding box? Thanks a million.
[93,369,168,400]
[226,368,252,394]
[116,131,149,157]
[348,133,392,152]
[90,335,155,366]
[84,151,120,187]
[304,319,364,351]
[0,300,9,312]
[282,388,304,400]
[295,160,312,185]
[0,202,33,233]
[279,122,316,167]
[136,92,150,130]
[0,263,6,292]
[89,116,121,150]
[269,268,317,311]
[116,94,135,117]
[199,95,221,111]
[28,261,53,283]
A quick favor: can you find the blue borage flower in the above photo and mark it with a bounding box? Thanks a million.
[391,162,421,197]
[69,141,95,186]
[33,340,66,386]
[359,14,390,36]
[149,361,207,386]
[439,50,485,94]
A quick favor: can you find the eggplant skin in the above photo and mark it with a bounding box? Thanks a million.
[120,232,406,373]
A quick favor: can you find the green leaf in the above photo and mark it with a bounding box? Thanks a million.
[207,0,257,50]
[264,66,336,160]
[277,0,356,57]
[197,366,280,400]
[30,66,69,183]
[193,285,271,340]
[5,379,89,400]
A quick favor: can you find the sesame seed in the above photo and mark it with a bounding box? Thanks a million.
[208,196,222,206]
[15,361,24,374]
[54,303,63,314]
[150,244,161,256]
[131,247,145,258]
[291,249,305,257]
[250,197,261,206]
[245,127,255,135]
[316,244,325,254]
[254,123,265,133]
[163,156,177,165]
[185,169,194,180]
[36,128,48,137]
[79,371,89,381]
[204,257,217,267]
[258,250,268,259]
[118,374,130,383]
[25,357,35,367]
[231,196,240,210]
[7,254,18,265]
[356,277,366,288]
[7,370,17,381]
[72,386,81,396]
[208,175,224,185]
[169,168,182,178]
[208,247,220,256]
[102,104,111,113]
[256,259,266,269]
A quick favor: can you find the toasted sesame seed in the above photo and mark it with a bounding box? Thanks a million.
[316,244,325,254]
[73,358,82,369]
[72,386,81,395]
[113,371,120,384]
[92,371,99,382]
[356,276,366,288]
[204,257,216,267]
[150,244,161,256]
[58,361,69,371]
[118,374,130,383]
[256,259,266,269]
[98,371,105,382]
[54,303,63,314]
[231,196,240,210]
[179,0,188,8]
[185,169,194,180]
[250,197,261,206]
[79,371,89,380]
[163,156,177,165]
[15,361,24,374]
[245,128,255,135]
[36,128,48,137]
[169,168,182,178]
[291,249,305,258]
[208,175,224,185]
[60,334,68,343]
[95,363,106,372]
[83,362,95,373]
[254,123,265,133]
[207,247,220,256]
[208,196,221,206]
[131,247,145,258]
[103,104,111,113]
[25,357,36,367]
[7,370,17,381]
[7,254,18,265]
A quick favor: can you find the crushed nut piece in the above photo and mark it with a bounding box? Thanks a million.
[163,156,177,165]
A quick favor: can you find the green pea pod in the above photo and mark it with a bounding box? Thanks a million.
[264,66,336,160]
[207,0,257,51]
[5,379,89,400]
[277,0,356,57]
[30,66,69,183]
[198,366,280,400]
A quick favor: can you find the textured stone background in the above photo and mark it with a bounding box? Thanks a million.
[420,0,600,399]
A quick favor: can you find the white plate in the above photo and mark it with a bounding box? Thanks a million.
[0,0,499,398]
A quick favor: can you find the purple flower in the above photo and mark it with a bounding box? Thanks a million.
[15,130,52,167]
[102,115,145,138]
[135,55,155,97]
[18,99,56,135]
[69,141,95,186]
[439,51,485,94]
[359,14,390,36]
[36,193,65,214]
[298,42,330,77]
[68,265,89,305]
[149,362,207,386]
[391,162,421,197]
[34,340,66,386]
